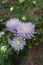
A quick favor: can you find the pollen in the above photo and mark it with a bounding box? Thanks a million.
[16,39,23,46]
[23,27,30,34]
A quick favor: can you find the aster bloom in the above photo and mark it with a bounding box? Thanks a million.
[8,37,26,51]
[6,18,21,33]
[17,22,36,39]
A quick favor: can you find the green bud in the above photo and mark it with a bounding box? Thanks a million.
[21,15,27,21]
[10,6,14,12]
[1,46,7,52]
[19,0,25,3]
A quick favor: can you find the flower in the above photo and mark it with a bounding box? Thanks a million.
[17,22,36,39]
[8,37,26,51]
[6,18,21,33]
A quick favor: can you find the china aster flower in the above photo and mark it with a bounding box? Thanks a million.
[6,18,21,33]
[17,22,36,39]
[8,37,26,51]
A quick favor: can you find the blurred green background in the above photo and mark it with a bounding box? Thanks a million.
[0,0,43,65]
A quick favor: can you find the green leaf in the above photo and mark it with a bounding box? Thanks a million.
[36,29,43,35]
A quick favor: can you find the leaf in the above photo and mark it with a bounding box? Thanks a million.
[36,29,43,35]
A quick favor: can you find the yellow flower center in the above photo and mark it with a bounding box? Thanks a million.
[23,27,30,34]
[16,39,22,46]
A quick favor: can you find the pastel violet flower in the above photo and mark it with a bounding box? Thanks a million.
[6,18,22,33]
[17,22,36,39]
[8,37,26,51]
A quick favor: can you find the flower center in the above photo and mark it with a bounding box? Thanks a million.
[16,39,22,46]
[23,27,30,34]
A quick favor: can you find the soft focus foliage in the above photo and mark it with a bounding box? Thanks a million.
[0,0,43,65]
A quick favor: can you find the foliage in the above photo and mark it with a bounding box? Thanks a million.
[0,0,43,65]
